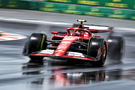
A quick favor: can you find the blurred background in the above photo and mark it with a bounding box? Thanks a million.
[0,0,135,90]
[0,0,135,20]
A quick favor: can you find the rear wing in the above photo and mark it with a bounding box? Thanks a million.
[73,24,113,33]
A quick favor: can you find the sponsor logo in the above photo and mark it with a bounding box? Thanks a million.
[68,52,85,57]
[40,49,54,54]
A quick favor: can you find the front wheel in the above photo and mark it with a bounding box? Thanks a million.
[29,56,44,61]
[23,33,47,60]
[87,38,107,67]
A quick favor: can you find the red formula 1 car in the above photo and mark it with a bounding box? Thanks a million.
[23,20,124,66]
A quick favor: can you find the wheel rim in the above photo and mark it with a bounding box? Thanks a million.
[97,44,106,60]
[97,48,102,60]
[102,44,107,59]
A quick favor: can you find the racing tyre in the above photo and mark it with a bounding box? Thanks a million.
[108,36,124,60]
[87,38,107,67]
[23,33,47,60]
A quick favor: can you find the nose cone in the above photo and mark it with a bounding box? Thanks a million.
[54,36,79,56]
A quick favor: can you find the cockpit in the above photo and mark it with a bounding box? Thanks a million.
[67,28,91,38]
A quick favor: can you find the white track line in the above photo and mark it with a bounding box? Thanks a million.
[116,27,135,32]
[0,17,135,32]
[0,17,71,25]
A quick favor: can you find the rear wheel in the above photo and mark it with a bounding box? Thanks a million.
[87,38,107,67]
[108,36,124,60]
[23,33,47,60]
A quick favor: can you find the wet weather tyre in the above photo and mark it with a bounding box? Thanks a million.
[29,56,44,61]
[108,36,124,60]
[87,38,107,67]
[23,33,47,60]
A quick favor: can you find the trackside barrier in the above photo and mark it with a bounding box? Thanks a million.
[0,0,18,8]
[34,1,135,20]
[0,0,30,9]
[33,0,135,9]
[0,0,135,20]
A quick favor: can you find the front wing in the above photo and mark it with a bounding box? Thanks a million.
[31,50,97,62]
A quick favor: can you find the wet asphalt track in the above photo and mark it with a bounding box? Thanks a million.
[0,9,135,90]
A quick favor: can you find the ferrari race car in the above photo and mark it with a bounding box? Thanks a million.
[23,20,124,66]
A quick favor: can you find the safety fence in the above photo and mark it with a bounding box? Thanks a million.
[32,0,135,10]
[0,0,135,20]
